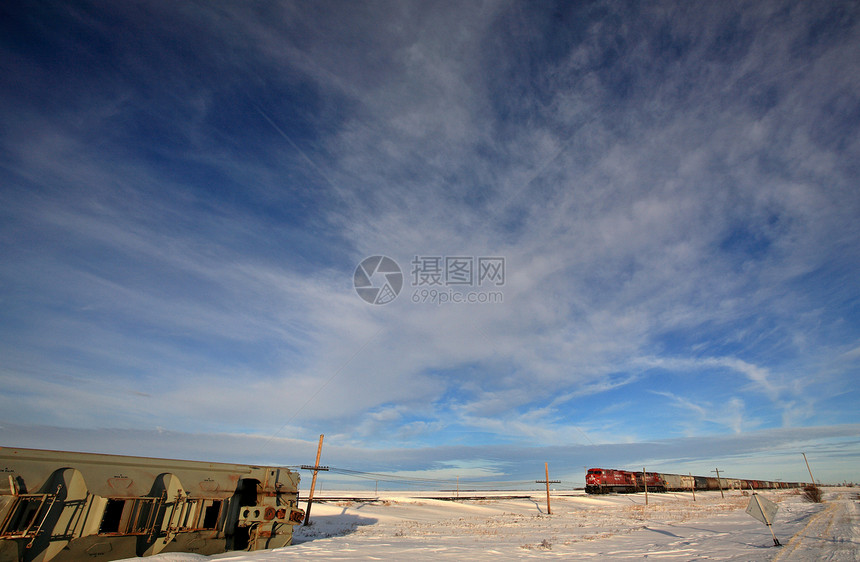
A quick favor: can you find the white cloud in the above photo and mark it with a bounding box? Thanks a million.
[0,1,858,478]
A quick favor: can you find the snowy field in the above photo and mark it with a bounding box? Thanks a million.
[135,488,858,561]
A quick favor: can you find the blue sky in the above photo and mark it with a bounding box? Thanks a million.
[1,1,858,488]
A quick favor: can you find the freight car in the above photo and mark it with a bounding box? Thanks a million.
[0,447,305,562]
[585,467,802,494]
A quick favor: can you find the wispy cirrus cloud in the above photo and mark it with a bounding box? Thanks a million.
[0,0,858,480]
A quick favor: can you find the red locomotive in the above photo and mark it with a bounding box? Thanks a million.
[585,468,663,493]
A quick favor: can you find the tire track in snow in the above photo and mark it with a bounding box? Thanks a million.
[773,492,859,561]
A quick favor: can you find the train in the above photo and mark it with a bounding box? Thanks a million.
[0,447,305,562]
[585,467,804,494]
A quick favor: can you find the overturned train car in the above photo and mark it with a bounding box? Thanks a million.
[0,447,305,562]
[585,467,803,494]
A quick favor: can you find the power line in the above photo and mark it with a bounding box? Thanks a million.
[311,466,570,489]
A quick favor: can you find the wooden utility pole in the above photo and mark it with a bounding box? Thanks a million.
[689,472,696,502]
[301,434,329,526]
[643,468,648,506]
[802,452,816,485]
[712,468,724,499]
[535,463,560,515]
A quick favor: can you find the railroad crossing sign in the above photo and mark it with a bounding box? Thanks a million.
[745,492,781,546]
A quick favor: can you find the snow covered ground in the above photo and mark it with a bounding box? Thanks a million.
[135,488,858,561]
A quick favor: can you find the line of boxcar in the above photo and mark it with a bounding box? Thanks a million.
[0,447,305,562]
[585,467,804,494]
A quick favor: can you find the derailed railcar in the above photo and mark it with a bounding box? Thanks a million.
[0,447,304,562]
